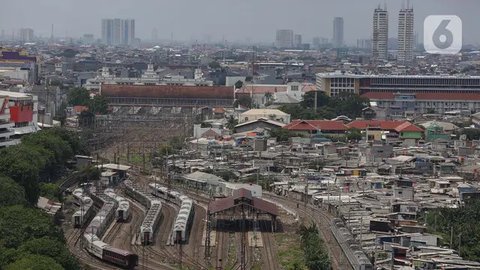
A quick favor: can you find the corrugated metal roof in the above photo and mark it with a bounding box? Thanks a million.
[208,188,278,216]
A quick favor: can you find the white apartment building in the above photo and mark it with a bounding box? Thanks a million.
[397,7,414,63]
[373,7,389,61]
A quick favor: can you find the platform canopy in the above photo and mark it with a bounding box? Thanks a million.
[208,188,278,216]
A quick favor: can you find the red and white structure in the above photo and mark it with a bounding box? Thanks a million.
[0,90,39,141]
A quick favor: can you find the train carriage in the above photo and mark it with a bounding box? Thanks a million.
[83,191,139,269]
[104,188,131,222]
[125,180,163,246]
[103,246,138,269]
[149,183,195,244]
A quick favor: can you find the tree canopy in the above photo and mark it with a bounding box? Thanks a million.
[0,205,64,249]
[18,237,79,270]
[67,87,109,115]
[67,87,90,107]
[5,254,63,270]
[233,95,253,108]
[0,177,27,207]
[299,223,330,270]
[0,128,82,270]
[280,91,369,120]
[426,200,480,261]
[0,128,86,205]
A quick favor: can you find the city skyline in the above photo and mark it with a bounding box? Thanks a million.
[0,0,479,45]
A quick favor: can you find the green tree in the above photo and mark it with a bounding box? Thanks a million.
[234,80,244,89]
[426,108,436,114]
[0,246,18,267]
[208,61,221,69]
[22,132,74,167]
[5,254,63,270]
[226,115,238,130]
[78,111,95,128]
[299,223,330,270]
[0,205,63,248]
[0,177,27,207]
[67,87,90,106]
[234,95,253,108]
[39,183,62,202]
[62,48,79,58]
[279,104,321,120]
[270,128,296,142]
[426,200,480,261]
[347,128,363,141]
[43,128,86,155]
[461,128,480,140]
[329,92,369,118]
[88,95,108,114]
[18,237,79,270]
[265,92,273,105]
[0,146,43,205]
[300,91,331,109]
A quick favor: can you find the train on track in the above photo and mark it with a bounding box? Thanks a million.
[149,183,195,243]
[72,188,94,228]
[331,218,373,270]
[104,188,130,222]
[124,180,163,245]
[83,191,138,269]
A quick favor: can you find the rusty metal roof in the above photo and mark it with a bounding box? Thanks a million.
[101,84,234,99]
[208,188,278,216]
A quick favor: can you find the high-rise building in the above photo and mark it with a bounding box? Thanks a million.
[151,28,159,42]
[275,29,294,49]
[101,18,135,46]
[332,17,344,48]
[372,7,389,61]
[397,7,414,63]
[123,19,135,45]
[294,34,302,48]
[19,28,34,42]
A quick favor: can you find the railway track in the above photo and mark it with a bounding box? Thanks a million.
[215,230,230,270]
[265,193,353,270]
[66,228,82,247]
[261,232,279,270]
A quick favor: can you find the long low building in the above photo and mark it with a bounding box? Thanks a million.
[364,92,480,115]
[100,84,234,107]
[316,73,480,115]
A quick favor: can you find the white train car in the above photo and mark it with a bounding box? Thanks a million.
[83,192,139,269]
[85,193,116,238]
[104,188,130,222]
[124,180,152,208]
[172,198,195,243]
[72,188,94,228]
[149,183,195,243]
[124,180,162,245]
[140,200,162,245]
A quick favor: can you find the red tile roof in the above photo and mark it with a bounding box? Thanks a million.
[394,121,424,132]
[283,120,348,132]
[73,105,88,113]
[348,120,422,133]
[213,107,226,113]
[101,84,234,99]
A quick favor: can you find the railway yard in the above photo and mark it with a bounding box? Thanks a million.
[62,167,318,270]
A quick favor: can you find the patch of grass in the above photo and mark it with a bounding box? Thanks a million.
[275,232,307,270]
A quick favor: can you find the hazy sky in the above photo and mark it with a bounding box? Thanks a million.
[1,0,479,44]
